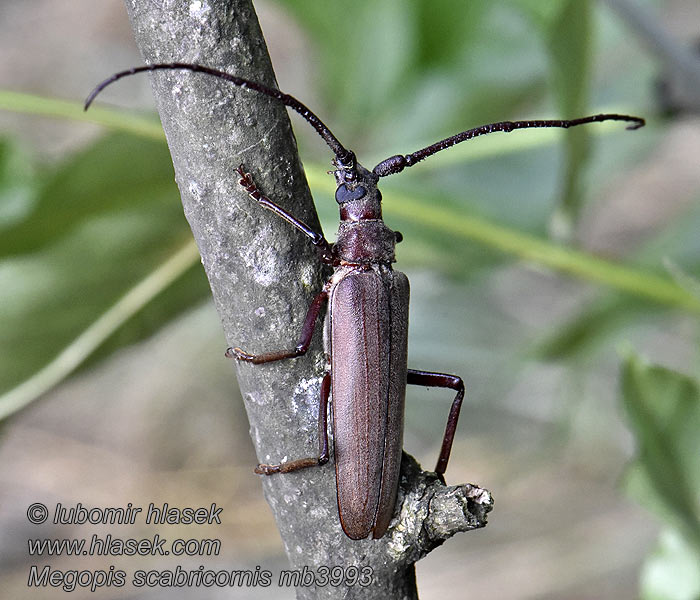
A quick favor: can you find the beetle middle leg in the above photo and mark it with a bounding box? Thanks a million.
[227,286,328,364]
[255,372,331,475]
[407,369,465,478]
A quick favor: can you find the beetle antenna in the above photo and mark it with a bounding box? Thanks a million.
[372,113,645,177]
[85,62,355,167]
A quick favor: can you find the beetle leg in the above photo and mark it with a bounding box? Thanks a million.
[227,288,328,364]
[236,165,335,264]
[255,372,331,475]
[406,369,465,479]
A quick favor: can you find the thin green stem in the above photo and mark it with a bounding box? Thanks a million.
[4,90,693,314]
[0,90,164,140]
[0,240,200,421]
[0,89,640,167]
[306,168,700,315]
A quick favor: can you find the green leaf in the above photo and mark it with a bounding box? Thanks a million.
[0,137,38,228]
[548,0,593,237]
[0,133,208,415]
[0,134,175,256]
[277,0,415,137]
[621,355,700,555]
[528,197,700,363]
[640,528,700,600]
[508,0,566,28]
[0,240,201,420]
[549,0,592,118]
[413,2,487,69]
[277,0,548,156]
[531,296,652,361]
[665,259,700,302]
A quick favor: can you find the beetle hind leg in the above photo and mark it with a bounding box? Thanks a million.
[255,373,331,476]
[406,369,465,479]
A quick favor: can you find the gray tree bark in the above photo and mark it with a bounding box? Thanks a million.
[123,1,493,597]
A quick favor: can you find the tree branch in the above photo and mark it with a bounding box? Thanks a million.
[123,1,492,597]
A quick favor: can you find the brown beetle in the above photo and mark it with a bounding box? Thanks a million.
[86,63,644,539]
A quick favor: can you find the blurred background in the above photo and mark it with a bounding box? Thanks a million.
[1,0,699,598]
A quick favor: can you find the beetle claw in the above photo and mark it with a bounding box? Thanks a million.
[226,347,255,361]
[255,463,280,476]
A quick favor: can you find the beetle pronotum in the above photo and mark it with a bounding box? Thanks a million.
[86,63,644,539]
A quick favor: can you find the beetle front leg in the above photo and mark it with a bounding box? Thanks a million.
[227,287,328,364]
[255,372,331,475]
[407,369,465,478]
[236,165,335,264]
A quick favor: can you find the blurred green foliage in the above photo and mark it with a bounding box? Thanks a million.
[0,0,699,595]
[622,355,700,600]
[0,134,208,412]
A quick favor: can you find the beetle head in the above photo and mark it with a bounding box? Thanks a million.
[333,161,383,222]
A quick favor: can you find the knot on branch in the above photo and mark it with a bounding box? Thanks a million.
[386,453,494,563]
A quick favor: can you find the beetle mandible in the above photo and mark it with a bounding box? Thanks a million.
[86,63,644,539]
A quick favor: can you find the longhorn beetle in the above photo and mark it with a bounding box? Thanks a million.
[86,63,644,539]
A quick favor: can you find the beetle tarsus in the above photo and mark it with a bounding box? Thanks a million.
[225,346,304,364]
[253,372,331,477]
[226,289,329,365]
[254,456,324,476]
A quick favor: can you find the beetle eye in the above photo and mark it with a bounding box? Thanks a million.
[335,184,367,204]
[395,231,403,243]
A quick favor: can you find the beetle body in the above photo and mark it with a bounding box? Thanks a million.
[85,62,644,540]
[325,169,408,537]
[328,265,408,538]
